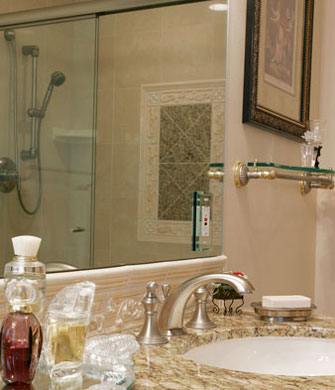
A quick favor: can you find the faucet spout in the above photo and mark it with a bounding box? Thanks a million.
[158,273,254,335]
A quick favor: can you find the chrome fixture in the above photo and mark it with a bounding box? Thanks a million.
[185,286,216,330]
[234,161,335,195]
[3,28,66,214]
[158,273,254,336]
[2,30,19,195]
[0,157,17,193]
[136,282,168,345]
[4,30,15,41]
[70,227,86,233]
[28,71,65,119]
[207,163,224,182]
[21,44,39,160]
[207,168,224,182]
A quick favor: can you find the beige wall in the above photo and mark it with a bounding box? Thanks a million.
[223,0,320,303]
[315,0,335,315]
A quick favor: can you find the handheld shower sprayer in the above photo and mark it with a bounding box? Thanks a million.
[39,71,65,118]
[28,71,65,119]
[4,30,66,214]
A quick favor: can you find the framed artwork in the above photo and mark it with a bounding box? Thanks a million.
[243,0,314,141]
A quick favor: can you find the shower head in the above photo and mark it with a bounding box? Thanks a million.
[28,71,66,119]
[50,71,65,87]
[4,30,15,41]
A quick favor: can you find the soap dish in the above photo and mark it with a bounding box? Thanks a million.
[251,302,317,322]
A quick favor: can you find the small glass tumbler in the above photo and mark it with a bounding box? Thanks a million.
[45,281,95,381]
[300,143,315,167]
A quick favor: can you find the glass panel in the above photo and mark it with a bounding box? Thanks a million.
[0,18,96,269]
[247,162,335,174]
[95,2,227,266]
[192,191,213,252]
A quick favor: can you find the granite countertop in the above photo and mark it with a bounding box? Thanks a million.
[133,311,335,390]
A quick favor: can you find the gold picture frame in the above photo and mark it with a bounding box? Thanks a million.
[243,0,314,141]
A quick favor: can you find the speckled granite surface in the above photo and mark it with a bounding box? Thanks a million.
[133,312,335,390]
[3,311,335,389]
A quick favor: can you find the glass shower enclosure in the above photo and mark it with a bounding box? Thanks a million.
[0,17,96,270]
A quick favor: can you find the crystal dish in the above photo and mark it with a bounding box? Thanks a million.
[84,334,139,389]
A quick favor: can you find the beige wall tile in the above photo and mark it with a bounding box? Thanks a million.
[114,8,162,34]
[113,29,162,88]
[112,88,140,145]
[160,23,224,82]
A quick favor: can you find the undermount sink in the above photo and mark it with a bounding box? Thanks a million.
[184,336,335,376]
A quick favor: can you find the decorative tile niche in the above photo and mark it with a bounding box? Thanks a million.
[158,103,211,221]
[138,80,225,245]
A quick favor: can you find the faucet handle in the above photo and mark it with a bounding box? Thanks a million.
[186,286,216,330]
[146,281,159,294]
[161,284,170,300]
[137,281,168,345]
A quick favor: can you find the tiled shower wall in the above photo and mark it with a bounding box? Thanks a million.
[0,16,95,268]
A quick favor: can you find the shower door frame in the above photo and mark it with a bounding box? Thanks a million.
[0,0,212,27]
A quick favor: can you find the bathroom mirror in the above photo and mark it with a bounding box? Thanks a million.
[0,0,227,272]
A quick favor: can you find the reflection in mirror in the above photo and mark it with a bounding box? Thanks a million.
[0,1,228,272]
[0,18,96,270]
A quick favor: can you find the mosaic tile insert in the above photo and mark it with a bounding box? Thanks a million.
[138,80,225,244]
[158,104,211,221]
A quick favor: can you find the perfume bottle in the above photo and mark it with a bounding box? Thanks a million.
[0,284,43,385]
[45,281,95,381]
[4,236,46,321]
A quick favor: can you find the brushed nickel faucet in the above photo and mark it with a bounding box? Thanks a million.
[158,273,255,336]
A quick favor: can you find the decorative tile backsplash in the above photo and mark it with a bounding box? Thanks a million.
[0,256,226,335]
[158,104,211,221]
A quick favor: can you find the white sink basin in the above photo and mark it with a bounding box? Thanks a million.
[184,337,335,376]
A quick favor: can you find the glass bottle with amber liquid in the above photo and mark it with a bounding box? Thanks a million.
[0,283,43,385]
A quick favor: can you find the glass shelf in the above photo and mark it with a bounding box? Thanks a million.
[234,161,335,195]
[247,161,335,175]
[209,163,224,168]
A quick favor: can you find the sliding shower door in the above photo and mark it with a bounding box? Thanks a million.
[0,17,96,269]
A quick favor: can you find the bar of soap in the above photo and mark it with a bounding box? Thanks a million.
[262,295,311,309]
